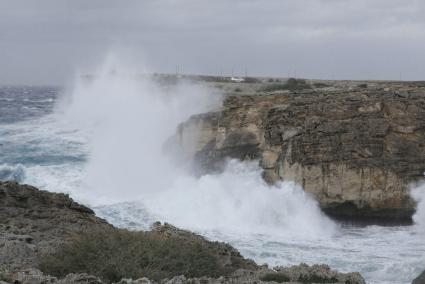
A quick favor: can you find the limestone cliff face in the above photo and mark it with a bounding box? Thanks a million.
[176,86,425,221]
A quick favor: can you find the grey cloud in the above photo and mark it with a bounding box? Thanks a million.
[0,0,424,84]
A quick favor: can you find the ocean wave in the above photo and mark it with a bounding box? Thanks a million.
[0,164,26,183]
[411,183,425,230]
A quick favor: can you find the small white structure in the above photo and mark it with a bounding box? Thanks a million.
[230,77,245,83]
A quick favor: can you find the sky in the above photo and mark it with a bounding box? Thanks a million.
[0,0,425,84]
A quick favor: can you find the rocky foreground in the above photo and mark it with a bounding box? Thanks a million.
[175,81,425,223]
[413,270,425,284]
[0,181,368,283]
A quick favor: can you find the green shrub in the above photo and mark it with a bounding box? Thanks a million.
[260,273,290,283]
[260,272,338,283]
[244,77,261,83]
[0,269,11,283]
[38,229,230,283]
[234,87,242,92]
[298,274,338,283]
[313,82,331,88]
[261,78,311,92]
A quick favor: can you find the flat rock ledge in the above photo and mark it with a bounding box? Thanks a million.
[0,264,365,284]
[0,181,365,284]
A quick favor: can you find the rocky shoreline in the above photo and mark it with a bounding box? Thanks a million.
[175,82,425,223]
[0,181,368,284]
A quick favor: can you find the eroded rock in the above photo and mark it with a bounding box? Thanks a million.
[176,85,425,222]
[0,181,112,270]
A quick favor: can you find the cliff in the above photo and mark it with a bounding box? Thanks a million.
[176,83,425,222]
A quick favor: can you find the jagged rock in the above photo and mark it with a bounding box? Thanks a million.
[0,268,103,284]
[272,263,365,284]
[117,277,154,284]
[413,270,425,284]
[9,268,57,284]
[0,181,112,270]
[157,265,366,284]
[58,273,103,284]
[176,86,425,222]
[0,265,366,284]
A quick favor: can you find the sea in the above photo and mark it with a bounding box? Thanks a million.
[1,74,424,284]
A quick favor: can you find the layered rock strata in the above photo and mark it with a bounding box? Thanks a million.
[176,86,425,222]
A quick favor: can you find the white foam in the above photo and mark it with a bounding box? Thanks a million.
[144,160,336,239]
[0,163,25,182]
[49,54,336,240]
[412,183,425,230]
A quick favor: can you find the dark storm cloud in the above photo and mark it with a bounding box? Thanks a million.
[0,0,425,84]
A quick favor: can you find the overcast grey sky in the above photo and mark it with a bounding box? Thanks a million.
[1,0,425,84]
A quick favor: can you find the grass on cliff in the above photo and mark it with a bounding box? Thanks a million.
[39,229,231,283]
[261,78,312,92]
[0,268,12,283]
[260,273,290,283]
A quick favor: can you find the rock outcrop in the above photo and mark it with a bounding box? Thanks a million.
[176,84,425,222]
[0,265,365,284]
[413,270,425,284]
[0,181,112,270]
[0,181,365,284]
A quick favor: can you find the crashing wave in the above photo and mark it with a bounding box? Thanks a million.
[0,164,26,183]
[411,183,425,229]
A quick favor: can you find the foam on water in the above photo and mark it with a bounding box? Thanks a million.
[0,164,26,182]
[51,56,335,240]
[412,183,425,231]
[142,160,335,238]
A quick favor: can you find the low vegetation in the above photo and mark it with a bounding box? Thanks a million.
[260,273,290,283]
[0,269,11,283]
[260,272,338,283]
[39,229,233,283]
[261,78,312,92]
[313,82,331,88]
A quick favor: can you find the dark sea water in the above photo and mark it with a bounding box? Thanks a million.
[1,85,425,284]
[0,86,86,188]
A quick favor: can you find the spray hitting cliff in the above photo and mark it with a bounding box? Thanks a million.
[175,82,425,222]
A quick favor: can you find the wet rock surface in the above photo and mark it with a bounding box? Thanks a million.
[176,83,425,222]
